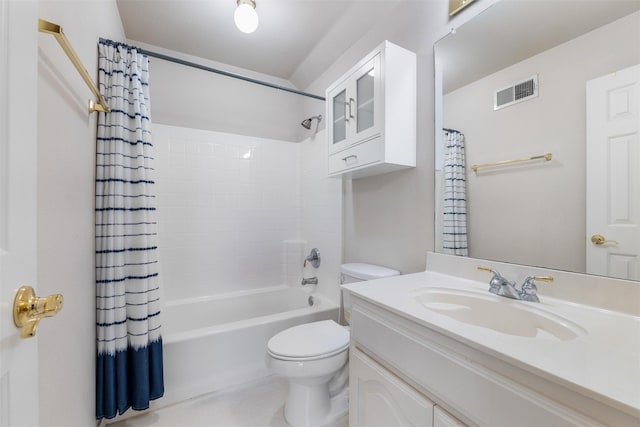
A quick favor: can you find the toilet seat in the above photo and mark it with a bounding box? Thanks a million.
[267,320,350,361]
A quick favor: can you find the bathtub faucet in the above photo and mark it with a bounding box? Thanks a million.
[301,277,318,286]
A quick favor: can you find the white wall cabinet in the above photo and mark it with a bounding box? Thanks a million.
[326,40,416,178]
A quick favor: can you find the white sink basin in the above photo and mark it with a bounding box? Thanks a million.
[413,288,587,341]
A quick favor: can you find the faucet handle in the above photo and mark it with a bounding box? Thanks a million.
[478,267,510,293]
[477,266,501,280]
[520,276,553,302]
[303,248,321,268]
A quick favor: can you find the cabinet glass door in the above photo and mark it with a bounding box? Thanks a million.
[332,89,347,145]
[357,67,375,133]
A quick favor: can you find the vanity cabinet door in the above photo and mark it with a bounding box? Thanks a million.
[434,406,466,427]
[350,347,434,427]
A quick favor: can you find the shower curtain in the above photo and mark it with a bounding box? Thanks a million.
[443,129,468,256]
[95,39,164,420]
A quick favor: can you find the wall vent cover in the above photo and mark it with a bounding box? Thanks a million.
[494,75,538,110]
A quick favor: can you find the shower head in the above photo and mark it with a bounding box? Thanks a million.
[301,115,322,130]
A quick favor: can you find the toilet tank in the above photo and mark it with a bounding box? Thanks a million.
[340,263,400,284]
[340,263,400,324]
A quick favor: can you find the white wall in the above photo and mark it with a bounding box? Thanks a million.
[152,124,342,305]
[300,130,343,303]
[153,124,302,301]
[140,43,325,143]
[302,0,498,275]
[37,1,125,426]
[441,12,640,272]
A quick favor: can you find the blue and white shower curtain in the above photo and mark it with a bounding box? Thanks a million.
[443,129,468,256]
[95,39,164,420]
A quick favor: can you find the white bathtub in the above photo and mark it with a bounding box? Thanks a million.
[160,285,339,408]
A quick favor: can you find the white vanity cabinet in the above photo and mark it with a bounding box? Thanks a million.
[434,407,466,427]
[350,347,435,426]
[346,295,629,427]
[326,40,416,178]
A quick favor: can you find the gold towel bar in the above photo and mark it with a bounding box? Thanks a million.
[471,152,552,172]
[38,19,110,114]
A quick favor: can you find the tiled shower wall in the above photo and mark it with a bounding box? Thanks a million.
[153,124,303,301]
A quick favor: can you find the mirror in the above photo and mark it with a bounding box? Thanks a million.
[449,0,477,17]
[434,0,640,280]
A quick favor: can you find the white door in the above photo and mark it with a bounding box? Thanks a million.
[586,64,640,280]
[0,1,39,426]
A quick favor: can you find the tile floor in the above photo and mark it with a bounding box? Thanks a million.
[109,377,349,427]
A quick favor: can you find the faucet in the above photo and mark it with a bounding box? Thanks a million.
[301,277,318,286]
[478,267,553,302]
[479,267,520,299]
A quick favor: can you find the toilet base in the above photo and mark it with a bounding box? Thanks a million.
[284,384,349,427]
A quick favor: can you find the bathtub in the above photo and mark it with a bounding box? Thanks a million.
[160,285,339,408]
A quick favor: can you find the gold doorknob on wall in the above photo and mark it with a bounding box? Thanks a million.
[13,286,63,339]
[590,234,619,246]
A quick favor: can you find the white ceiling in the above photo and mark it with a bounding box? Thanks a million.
[116,0,400,90]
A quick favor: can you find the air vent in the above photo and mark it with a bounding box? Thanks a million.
[494,75,538,110]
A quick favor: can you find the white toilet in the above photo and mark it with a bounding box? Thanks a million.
[267,263,400,427]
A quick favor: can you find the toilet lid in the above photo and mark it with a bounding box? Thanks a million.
[267,320,350,359]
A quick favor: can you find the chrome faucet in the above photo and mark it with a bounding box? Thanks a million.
[479,267,520,299]
[478,267,553,302]
[301,277,318,286]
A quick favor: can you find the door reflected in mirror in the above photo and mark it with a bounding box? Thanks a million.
[434,0,640,280]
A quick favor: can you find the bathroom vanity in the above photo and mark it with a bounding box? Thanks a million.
[342,254,640,427]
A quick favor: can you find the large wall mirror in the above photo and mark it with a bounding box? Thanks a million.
[434,0,640,280]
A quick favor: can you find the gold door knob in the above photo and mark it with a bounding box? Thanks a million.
[590,234,619,246]
[13,286,63,339]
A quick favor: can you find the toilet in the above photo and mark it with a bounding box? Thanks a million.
[267,263,400,427]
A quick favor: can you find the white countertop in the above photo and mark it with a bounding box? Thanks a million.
[342,270,640,418]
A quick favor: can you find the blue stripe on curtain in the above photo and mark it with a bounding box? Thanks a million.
[443,129,468,256]
[96,38,164,420]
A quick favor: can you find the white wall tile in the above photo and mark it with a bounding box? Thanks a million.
[155,124,303,301]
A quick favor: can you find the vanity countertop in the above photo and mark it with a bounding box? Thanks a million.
[342,270,640,419]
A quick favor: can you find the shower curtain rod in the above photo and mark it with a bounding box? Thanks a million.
[443,127,462,134]
[137,48,326,102]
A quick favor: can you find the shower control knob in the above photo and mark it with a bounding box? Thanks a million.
[304,248,321,268]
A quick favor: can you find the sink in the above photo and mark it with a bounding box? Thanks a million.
[413,288,586,341]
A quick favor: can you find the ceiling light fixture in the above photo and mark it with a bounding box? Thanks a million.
[234,0,259,34]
